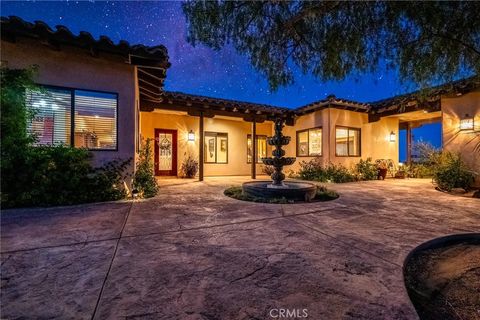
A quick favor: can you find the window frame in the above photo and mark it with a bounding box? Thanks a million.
[35,84,119,151]
[335,126,361,157]
[296,127,322,157]
[204,131,228,164]
[246,134,268,164]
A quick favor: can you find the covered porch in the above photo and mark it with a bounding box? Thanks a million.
[139,92,295,180]
[373,96,443,165]
[393,110,442,163]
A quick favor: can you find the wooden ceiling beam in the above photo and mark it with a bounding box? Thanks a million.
[140,91,162,101]
[139,78,162,93]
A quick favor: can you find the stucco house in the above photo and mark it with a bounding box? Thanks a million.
[2,17,479,183]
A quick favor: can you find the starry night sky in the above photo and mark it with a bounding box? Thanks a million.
[1,1,443,160]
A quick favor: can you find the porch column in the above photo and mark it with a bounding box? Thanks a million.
[406,123,412,164]
[251,118,257,179]
[199,111,204,181]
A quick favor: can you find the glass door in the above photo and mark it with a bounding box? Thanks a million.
[154,129,177,176]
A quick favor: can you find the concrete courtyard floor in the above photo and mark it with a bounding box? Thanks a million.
[1,177,479,319]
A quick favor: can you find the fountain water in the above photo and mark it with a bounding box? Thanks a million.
[242,118,317,201]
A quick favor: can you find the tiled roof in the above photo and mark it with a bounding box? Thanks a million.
[1,16,170,68]
[370,76,480,113]
[163,74,479,118]
[295,94,371,114]
[163,91,292,116]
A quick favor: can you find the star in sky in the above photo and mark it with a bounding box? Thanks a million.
[0,1,443,159]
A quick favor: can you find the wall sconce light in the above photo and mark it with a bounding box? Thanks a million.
[389,131,396,142]
[188,130,195,141]
[459,114,474,131]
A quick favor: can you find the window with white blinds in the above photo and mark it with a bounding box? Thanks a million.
[74,90,117,150]
[26,86,118,150]
[26,88,71,146]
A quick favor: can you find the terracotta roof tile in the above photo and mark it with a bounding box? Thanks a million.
[163,91,291,115]
[1,16,170,68]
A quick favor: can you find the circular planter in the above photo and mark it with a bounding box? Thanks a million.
[242,181,317,201]
[403,233,480,320]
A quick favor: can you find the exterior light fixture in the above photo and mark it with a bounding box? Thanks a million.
[459,114,474,131]
[188,130,195,141]
[132,188,139,199]
[389,131,396,142]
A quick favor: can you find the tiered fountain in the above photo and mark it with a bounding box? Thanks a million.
[242,118,316,201]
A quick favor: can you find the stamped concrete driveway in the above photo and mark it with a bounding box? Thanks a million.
[1,177,479,320]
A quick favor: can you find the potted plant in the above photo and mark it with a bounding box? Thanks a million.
[377,160,388,180]
[181,154,199,178]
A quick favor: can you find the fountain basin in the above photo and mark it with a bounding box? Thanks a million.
[242,181,317,201]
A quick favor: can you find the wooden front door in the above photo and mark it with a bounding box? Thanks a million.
[154,129,177,176]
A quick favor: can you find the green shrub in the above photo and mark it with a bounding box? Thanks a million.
[0,67,38,153]
[315,185,340,201]
[91,158,132,201]
[133,138,159,198]
[297,158,355,183]
[432,152,475,191]
[1,67,131,208]
[407,142,474,190]
[261,164,275,176]
[402,142,438,178]
[406,163,435,178]
[1,145,131,208]
[297,158,323,181]
[324,163,356,182]
[353,157,378,181]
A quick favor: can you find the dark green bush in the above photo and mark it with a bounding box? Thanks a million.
[403,142,438,178]
[432,152,475,191]
[297,158,355,183]
[324,163,356,182]
[1,145,131,208]
[406,163,435,178]
[353,157,378,181]
[1,67,131,208]
[133,138,159,198]
[297,159,322,181]
[407,142,475,190]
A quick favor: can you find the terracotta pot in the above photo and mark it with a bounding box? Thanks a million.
[378,168,388,180]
